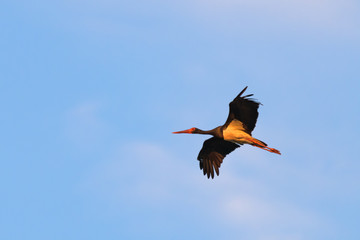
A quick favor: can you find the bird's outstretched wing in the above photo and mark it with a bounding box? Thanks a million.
[197,137,239,179]
[224,86,261,134]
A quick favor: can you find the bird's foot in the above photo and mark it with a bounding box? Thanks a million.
[269,148,281,155]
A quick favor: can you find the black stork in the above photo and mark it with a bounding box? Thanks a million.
[173,86,281,179]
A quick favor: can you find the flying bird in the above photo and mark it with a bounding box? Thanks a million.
[173,86,281,179]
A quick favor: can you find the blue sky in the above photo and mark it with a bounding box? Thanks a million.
[1,1,360,239]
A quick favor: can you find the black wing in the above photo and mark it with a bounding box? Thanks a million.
[224,86,261,134]
[197,137,240,179]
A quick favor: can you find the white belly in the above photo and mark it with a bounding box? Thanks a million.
[223,120,253,144]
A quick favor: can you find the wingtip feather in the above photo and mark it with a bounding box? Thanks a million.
[235,86,248,99]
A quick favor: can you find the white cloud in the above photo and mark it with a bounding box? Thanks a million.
[181,0,360,39]
[80,141,198,205]
[194,0,358,24]
[221,194,319,229]
[22,0,360,38]
[80,140,331,239]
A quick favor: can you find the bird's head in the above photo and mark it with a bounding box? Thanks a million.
[172,127,198,134]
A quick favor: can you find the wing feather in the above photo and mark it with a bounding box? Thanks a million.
[224,86,261,134]
[197,137,239,179]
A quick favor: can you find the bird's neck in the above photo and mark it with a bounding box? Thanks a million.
[196,127,223,138]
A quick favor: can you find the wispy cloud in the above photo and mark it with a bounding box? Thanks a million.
[221,194,321,233]
[191,0,359,34]
[20,0,360,39]
[80,140,330,239]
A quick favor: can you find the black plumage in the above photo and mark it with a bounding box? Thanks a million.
[197,137,239,178]
[173,86,281,179]
[224,86,261,134]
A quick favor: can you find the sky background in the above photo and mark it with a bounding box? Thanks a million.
[1,1,360,239]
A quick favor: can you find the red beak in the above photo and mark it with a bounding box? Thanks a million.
[172,128,195,134]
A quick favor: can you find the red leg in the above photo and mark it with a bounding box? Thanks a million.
[249,139,281,155]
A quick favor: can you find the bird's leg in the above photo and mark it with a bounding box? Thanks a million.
[248,138,281,155]
[251,144,281,154]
